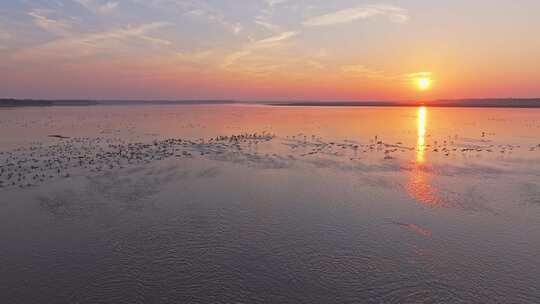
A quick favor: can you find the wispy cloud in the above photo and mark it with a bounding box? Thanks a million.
[256,31,298,45]
[14,22,171,61]
[0,26,10,50]
[75,0,119,14]
[162,1,241,36]
[221,31,298,69]
[303,4,409,27]
[28,9,73,37]
[342,65,431,82]
[406,72,432,79]
[0,25,10,40]
[255,0,292,32]
[306,60,325,70]
[404,71,432,84]
[176,49,213,63]
[302,48,330,70]
[264,0,289,7]
[254,11,279,32]
[232,23,243,35]
[254,19,280,31]
[186,8,243,35]
[342,65,388,79]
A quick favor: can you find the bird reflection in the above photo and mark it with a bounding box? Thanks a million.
[406,106,443,206]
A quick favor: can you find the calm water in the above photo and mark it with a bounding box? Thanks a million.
[1,104,539,303]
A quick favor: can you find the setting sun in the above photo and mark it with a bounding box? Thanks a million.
[416,78,432,91]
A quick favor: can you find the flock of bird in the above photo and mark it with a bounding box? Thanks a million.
[0,133,274,189]
[1,131,539,190]
[284,134,539,161]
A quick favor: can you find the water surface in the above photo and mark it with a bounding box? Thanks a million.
[1,105,539,303]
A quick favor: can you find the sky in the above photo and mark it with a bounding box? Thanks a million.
[0,0,539,101]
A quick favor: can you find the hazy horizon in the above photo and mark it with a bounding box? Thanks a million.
[2,97,540,104]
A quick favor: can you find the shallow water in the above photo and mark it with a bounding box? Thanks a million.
[1,105,539,303]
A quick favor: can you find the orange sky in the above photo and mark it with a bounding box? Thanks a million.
[1,1,539,100]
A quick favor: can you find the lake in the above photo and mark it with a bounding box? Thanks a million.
[1,104,539,303]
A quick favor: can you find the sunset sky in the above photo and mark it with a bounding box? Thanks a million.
[1,0,539,101]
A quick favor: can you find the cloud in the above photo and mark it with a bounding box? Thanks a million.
[232,23,243,35]
[28,9,73,37]
[404,71,432,84]
[406,72,432,79]
[0,26,10,50]
[264,0,288,7]
[255,0,290,32]
[75,0,119,14]
[255,31,298,45]
[0,26,10,40]
[185,9,243,35]
[341,65,388,79]
[176,50,213,63]
[342,66,431,82]
[221,31,298,69]
[14,22,171,61]
[254,11,280,32]
[306,60,325,70]
[303,4,409,27]
[254,19,279,31]
[83,22,172,46]
[175,1,243,35]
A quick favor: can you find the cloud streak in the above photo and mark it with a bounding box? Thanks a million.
[176,50,213,63]
[254,0,287,33]
[28,9,73,37]
[264,0,289,7]
[341,65,388,79]
[170,1,244,35]
[220,31,298,69]
[0,26,10,50]
[0,25,10,40]
[14,22,171,61]
[303,4,409,27]
[75,0,119,14]
[342,65,431,83]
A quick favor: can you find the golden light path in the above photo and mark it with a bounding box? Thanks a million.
[406,106,443,207]
[416,106,427,163]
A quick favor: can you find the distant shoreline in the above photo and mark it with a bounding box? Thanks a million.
[0,99,236,108]
[269,99,540,108]
[1,98,540,108]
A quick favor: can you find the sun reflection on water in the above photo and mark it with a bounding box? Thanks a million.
[406,106,444,207]
[416,106,427,163]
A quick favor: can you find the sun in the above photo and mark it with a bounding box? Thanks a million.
[416,77,432,91]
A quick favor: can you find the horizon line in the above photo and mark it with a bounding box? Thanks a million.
[2,97,540,109]
[2,97,540,103]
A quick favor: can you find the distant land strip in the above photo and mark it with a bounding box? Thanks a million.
[1,98,540,108]
[0,99,236,108]
[268,99,540,108]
